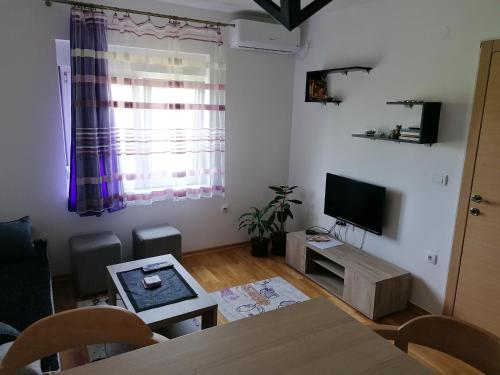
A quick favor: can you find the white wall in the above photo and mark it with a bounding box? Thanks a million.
[3,0,498,313]
[0,0,294,275]
[289,0,500,313]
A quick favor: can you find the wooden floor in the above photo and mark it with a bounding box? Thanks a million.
[52,244,480,374]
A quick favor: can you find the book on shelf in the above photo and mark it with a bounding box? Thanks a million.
[401,128,420,133]
[399,136,420,142]
[400,133,419,138]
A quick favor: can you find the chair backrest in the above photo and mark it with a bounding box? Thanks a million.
[376,315,500,375]
[0,306,162,375]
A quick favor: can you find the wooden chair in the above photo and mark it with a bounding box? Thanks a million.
[0,306,168,375]
[371,315,500,375]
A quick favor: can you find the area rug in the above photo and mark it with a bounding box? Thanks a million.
[77,295,201,362]
[77,295,129,362]
[76,277,308,361]
[210,277,309,322]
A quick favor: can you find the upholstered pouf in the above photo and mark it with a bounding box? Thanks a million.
[133,224,182,262]
[70,232,122,297]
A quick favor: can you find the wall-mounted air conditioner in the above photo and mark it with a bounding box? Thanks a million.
[229,19,301,54]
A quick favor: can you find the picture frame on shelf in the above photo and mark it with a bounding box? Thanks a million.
[305,71,330,103]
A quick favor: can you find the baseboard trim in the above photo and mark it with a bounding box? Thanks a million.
[408,302,430,315]
[52,241,251,282]
[182,241,251,258]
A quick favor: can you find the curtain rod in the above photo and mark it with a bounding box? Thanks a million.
[44,0,236,28]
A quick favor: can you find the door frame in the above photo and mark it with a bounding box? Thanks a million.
[443,40,499,315]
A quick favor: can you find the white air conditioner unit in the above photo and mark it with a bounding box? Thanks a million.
[229,19,301,54]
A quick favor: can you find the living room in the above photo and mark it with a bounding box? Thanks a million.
[1,0,500,374]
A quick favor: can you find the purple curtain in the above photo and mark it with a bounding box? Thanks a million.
[68,9,125,215]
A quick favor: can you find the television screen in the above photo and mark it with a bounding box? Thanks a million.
[324,173,386,235]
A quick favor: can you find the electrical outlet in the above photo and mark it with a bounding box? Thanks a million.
[426,252,438,265]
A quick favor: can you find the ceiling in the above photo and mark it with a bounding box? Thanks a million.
[156,0,375,17]
[156,0,317,14]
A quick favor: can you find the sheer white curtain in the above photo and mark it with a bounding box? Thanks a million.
[105,16,225,204]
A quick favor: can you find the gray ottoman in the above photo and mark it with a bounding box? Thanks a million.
[70,232,122,297]
[133,224,182,261]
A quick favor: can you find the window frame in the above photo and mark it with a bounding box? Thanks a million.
[56,44,215,194]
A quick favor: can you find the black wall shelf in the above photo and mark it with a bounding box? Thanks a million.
[386,100,425,108]
[309,66,373,77]
[304,98,342,105]
[352,101,442,146]
[305,66,373,105]
[352,134,430,145]
[317,98,343,105]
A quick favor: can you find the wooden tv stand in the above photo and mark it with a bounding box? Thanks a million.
[286,231,410,320]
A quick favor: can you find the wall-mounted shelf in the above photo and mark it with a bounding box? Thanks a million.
[305,66,373,105]
[352,134,431,144]
[386,100,425,108]
[352,101,442,145]
[309,98,343,105]
[309,66,373,77]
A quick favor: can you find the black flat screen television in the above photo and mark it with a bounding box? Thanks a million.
[324,173,386,235]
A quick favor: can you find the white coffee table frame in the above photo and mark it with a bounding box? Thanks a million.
[106,254,218,331]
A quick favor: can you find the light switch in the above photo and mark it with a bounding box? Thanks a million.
[432,173,448,186]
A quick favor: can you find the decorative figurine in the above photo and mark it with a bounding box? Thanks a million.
[364,128,376,136]
[389,125,402,139]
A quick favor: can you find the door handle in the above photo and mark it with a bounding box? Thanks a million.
[471,194,487,203]
[469,207,480,216]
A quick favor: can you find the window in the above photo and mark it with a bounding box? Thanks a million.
[110,55,205,192]
[57,41,225,203]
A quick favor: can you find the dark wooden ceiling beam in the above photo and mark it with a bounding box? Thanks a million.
[254,0,284,24]
[280,0,300,30]
[254,0,334,31]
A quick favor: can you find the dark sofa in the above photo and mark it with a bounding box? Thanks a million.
[0,240,59,372]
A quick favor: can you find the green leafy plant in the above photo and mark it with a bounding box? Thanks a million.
[268,185,302,236]
[238,205,274,241]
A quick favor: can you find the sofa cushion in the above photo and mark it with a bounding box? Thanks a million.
[0,321,19,345]
[0,241,59,372]
[0,216,35,262]
[0,341,42,375]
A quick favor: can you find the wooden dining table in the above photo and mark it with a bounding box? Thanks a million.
[62,297,431,374]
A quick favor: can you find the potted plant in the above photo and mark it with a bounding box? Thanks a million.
[268,185,302,255]
[238,205,273,257]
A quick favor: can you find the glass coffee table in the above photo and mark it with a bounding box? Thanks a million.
[106,254,218,331]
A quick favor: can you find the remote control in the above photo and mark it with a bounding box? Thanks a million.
[306,229,320,235]
[142,262,172,274]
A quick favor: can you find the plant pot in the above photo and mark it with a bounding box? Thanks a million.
[251,237,269,257]
[271,233,287,256]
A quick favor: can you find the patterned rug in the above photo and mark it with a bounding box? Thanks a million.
[210,277,310,322]
[76,277,308,361]
[77,295,201,362]
[77,295,128,362]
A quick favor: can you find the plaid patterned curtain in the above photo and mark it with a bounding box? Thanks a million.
[105,15,226,204]
[68,9,126,215]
